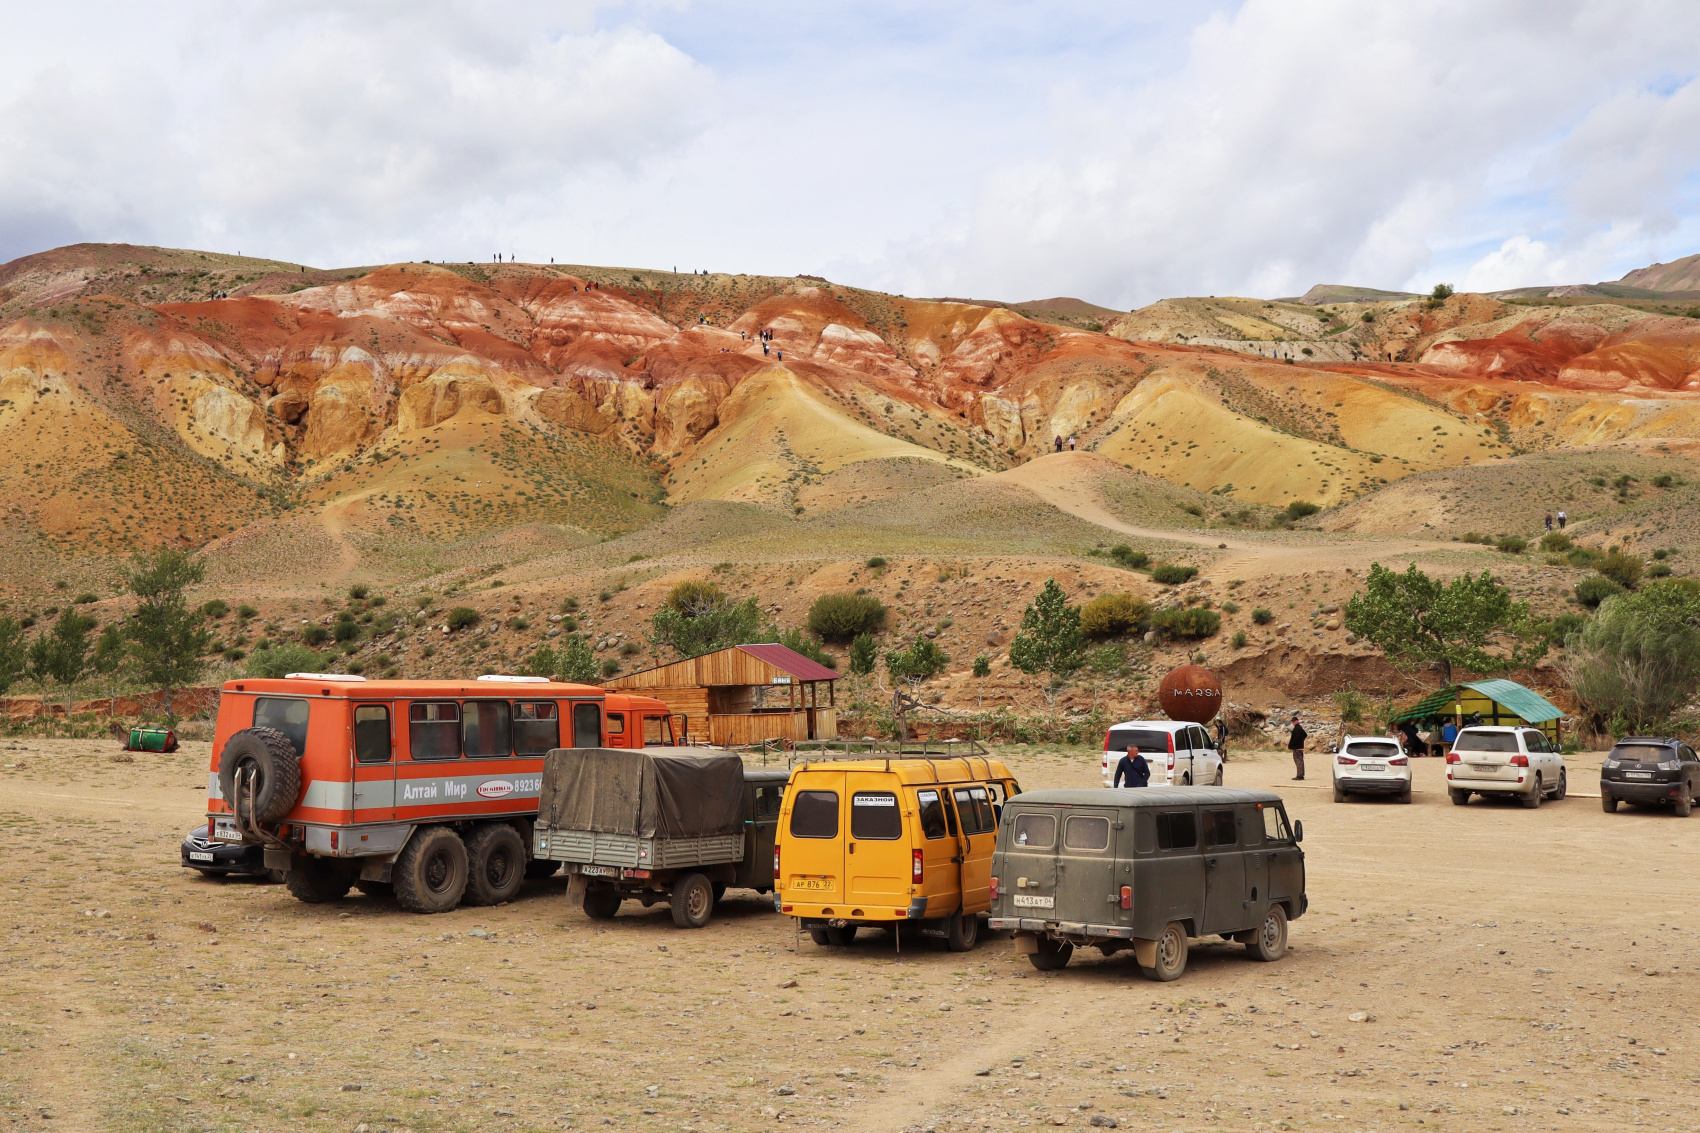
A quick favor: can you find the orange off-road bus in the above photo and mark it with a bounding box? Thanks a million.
[205,673,678,913]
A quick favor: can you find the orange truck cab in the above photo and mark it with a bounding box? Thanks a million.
[206,673,677,913]
[773,757,1019,952]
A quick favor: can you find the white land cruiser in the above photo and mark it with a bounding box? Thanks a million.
[1445,726,1567,808]
[1332,735,1412,803]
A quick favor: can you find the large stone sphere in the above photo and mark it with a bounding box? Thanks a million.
[1157,664,1223,724]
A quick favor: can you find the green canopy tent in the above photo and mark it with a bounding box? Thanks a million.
[1390,678,1564,745]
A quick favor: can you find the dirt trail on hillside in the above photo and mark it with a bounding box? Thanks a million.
[998,452,1461,578]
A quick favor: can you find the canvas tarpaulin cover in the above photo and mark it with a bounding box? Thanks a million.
[539,746,746,839]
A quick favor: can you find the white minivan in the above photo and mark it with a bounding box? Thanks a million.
[1100,720,1224,787]
[1445,726,1568,807]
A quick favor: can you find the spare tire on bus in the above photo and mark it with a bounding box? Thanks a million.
[217,728,302,824]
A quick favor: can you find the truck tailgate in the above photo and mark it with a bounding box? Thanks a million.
[533,828,744,869]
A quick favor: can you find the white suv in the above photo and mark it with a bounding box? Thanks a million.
[1332,735,1412,803]
[1101,720,1224,787]
[1445,726,1567,808]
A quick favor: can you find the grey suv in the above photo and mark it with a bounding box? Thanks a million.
[1600,737,1698,816]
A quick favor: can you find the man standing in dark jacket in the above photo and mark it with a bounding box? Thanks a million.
[1287,715,1307,780]
[1113,747,1151,788]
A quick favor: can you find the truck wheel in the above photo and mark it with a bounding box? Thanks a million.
[1246,904,1288,962]
[393,827,468,914]
[524,860,562,880]
[463,824,527,906]
[825,925,859,946]
[671,873,715,928]
[1027,936,1071,971]
[1520,776,1544,809]
[1143,922,1189,982]
[216,728,301,824]
[582,883,622,920]
[354,878,392,897]
[945,911,980,952]
[1449,788,1471,806]
[1601,793,1617,813]
[285,855,354,904]
[808,926,832,946]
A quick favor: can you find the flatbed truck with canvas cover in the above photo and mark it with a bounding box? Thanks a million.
[204,673,678,913]
[532,747,787,927]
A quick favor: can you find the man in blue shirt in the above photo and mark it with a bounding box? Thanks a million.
[1113,747,1151,788]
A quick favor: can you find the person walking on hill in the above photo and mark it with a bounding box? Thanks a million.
[1113,747,1150,788]
[1287,715,1307,780]
[1054,435,1063,452]
[1544,513,1554,532]
[1557,509,1567,530]
[1068,435,1077,451]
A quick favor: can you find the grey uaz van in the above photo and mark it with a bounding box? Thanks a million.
[987,787,1306,980]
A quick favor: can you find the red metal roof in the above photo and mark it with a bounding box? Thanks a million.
[736,643,842,682]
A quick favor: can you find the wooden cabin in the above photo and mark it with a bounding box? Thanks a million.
[602,643,841,746]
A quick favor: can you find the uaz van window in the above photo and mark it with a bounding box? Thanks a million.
[1261,806,1292,842]
[253,697,309,755]
[354,705,391,764]
[953,787,996,835]
[1453,731,1517,753]
[1203,809,1236,848]
[463,700,512,758]
[409,702,461,760]
[1064,815,1111,851]
[1011,812,1056,849]
[513,701,559,755]
[1156,811,1197,850]
[915,790,949,839]
[789,790,839,838]
[1345,741,1400,759]
[850,792,902,840]
[1106,728,1171,754]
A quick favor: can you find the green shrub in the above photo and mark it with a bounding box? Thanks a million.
[778,627,836,669]
[1545,612,1588,647]
[1496,535,1527,554]
[1648,563,1672,578]
[1652,474,1675,488]
[507,615,530,630]
[72,592,99,605]
[1151,607,1220,639]
[1151,564,1198,585]
[1231,630,1248,648]
[333,620,360,642]
[245,643,322,679]
[1252,607,1274,625]
[1564,583,1700,732]
[1220,600,1240,614]
[849,633,877,675]
[560,596,579,611]
[972,654,991,678]
[600,659,621,678]
[446,607,481,631]
[1575,575,1624,607]
[1540,531,1572,552]
[1652,548,1669,560]
[347,584,370,600]
[300,625,331,646]
[665,581,727,616]
[1284,501,1321,520]
[1566,546,1598,569]
[619,641,641,656]
[1596,552,1644,589]
[200,599,230,619]
[865,556,887,569]
[806,593,887,641]
[1109,545,1150,570]
[236,604,258,619]
[1080,593,1150,638]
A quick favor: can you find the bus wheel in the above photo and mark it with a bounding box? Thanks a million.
[464,824,527,906]
[393,827,468,914]
[285,855,354,904]
[583,883,622,920]
[524,859,562,880]
[945,910,980,952]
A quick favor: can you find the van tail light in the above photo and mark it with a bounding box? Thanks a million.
[1167,733,1176,754]
[773,847,781,881]
[1445,751,1461,764]
[330,830,339,851]
[1389,757,1408,766]
[1336,756,1357,765]
[1119,885,1132,910]
[989,876,999,900]
[912,849,924,883]
[1510,754,1529,767]
[1166,754,1176,770]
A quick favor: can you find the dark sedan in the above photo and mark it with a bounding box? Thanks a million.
[1600,738,1699,816]
[180,827,280,879]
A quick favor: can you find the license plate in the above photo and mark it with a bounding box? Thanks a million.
[1361,763,1384,771]
[1012,894,1054,909]
[1626,772,1652,779]
[792,878,834,892]
[1469,764,1496,773]
[579,864,617,877]
[189,852,215,862]
[213,819,243,842]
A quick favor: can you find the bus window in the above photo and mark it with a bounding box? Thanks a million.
[572,702,602,747]
[463,700,512,758]
[409,702,461,760]
[513,701,559,755]
[353,705,391,764]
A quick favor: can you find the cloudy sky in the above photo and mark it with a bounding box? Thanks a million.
[3,1,1699,307]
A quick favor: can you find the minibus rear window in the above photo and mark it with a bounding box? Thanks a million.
[1106,728,1171,754]
[1010,812,1056,849]
[850,792,902,839]
[789,790,839,838]
[253,697,309,755]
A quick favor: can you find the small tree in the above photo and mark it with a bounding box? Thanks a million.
[1008,578,1087,719]
[244,643,323,679]
[121,547,214,720]
[972,653,991,709]
[1563,582,1700,733]
[31,607,97,709]
[649,594,763,659]
[90,622,127,720]
[523,643,558,680]
[885,635,950,738]
[0,616,26,695]
[1344,562,1545,686]
[557,634,599,683]
[848,633,877,676]
[778,627,836,669]
[1085,642,1126,711]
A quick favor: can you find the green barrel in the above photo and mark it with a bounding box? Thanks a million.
[127,725,177,753]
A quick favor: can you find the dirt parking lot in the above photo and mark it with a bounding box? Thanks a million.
[0,737,1696,1133]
